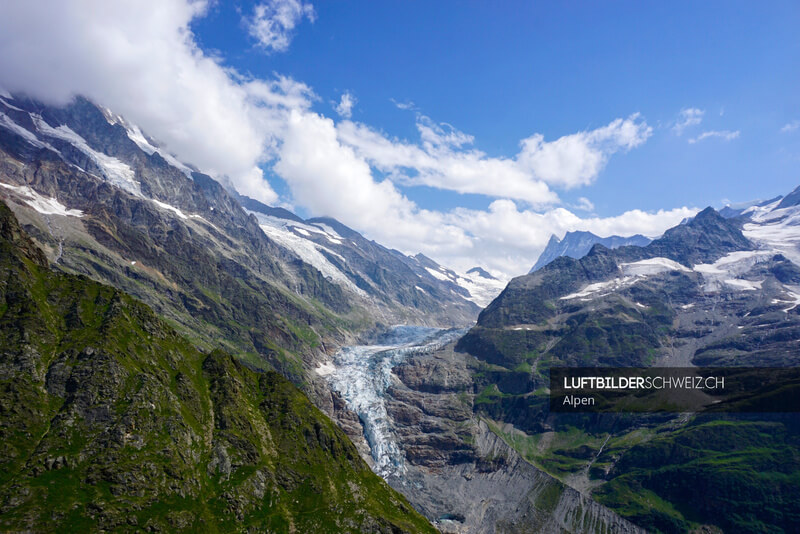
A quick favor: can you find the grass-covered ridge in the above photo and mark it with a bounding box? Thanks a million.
[594,417,800,533]
[0,200,434,533]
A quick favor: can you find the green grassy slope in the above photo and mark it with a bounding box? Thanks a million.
[0,200,434,533]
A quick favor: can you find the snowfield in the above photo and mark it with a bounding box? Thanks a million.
[253,212,369,298]
[32,115,142,196]
[562,253,771,301]
[0,182,83,217]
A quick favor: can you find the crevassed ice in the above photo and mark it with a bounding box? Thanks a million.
[743,204,800,267]
[562,254,769,301]
[454,270,507,307]
[693,250,770,292]
[324,326,465,479]
[423,266,505,306]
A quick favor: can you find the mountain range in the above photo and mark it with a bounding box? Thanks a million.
[455,195,800,532]
[3,90,800,533]
[0,92,497,391]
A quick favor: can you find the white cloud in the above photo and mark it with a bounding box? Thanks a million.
[673,108,704,135]
[335,92,356,118]
[574,197,595,212]
[336,118,558,206]
[337,113,650,205]
[516,114,652,189]
[688,130,740,144]
[436,201,697,276]
[391,99,416,110]
[0,0,326,204]
[247,0,315,53]
[0,0,685,279]
[273,110,692,276]
[781,121,800,133]
[274,110,474,256]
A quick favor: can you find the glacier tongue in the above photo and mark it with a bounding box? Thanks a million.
[325,325,465,479]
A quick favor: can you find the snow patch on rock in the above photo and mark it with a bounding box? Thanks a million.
[0,182,83,217]
[621,257,691,276]
[0,112,60,153]
[32,116,141,196]
[253,212,368,297]
[693,250,769,292]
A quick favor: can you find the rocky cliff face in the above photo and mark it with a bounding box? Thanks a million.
[0,200,435,533]
[323,328,646,533]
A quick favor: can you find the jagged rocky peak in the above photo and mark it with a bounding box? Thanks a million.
[410,252,440,270]
[237,191,499,311]
[530,229,651,272]
[0,92,482,330]
[236,192,305,223]
[638,205,752,265]
[454,188,800,532]
[472,205,759,333]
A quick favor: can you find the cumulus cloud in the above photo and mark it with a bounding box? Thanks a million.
[337,113,650,205]
[335,92,356,118]
[274,110,475,257]
[573,197,595,212]
[0,0,686,278]
[688,130,740,144]
[673,108,704,135]
[437,201,697,276]
[273,110,692,276]
[516,114,652,189]
[781,121,800,133]
[0,0,326,204]
[246,0,315,53]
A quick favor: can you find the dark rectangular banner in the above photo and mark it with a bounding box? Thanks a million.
[549,367,800,413]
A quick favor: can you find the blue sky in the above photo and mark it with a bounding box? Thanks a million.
[0,1,798,276]
[193,1,800,215]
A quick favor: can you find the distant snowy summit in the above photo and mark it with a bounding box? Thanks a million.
[530,230,651,273]
[466,266,497,280]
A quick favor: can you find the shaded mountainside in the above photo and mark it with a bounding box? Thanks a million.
[0,200,435,533]
[0,92,478,395]
[455,204,800,532]
[530,231,651,273]
[246,199,502,310]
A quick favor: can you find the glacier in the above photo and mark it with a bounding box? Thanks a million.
[323,325,466,479]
